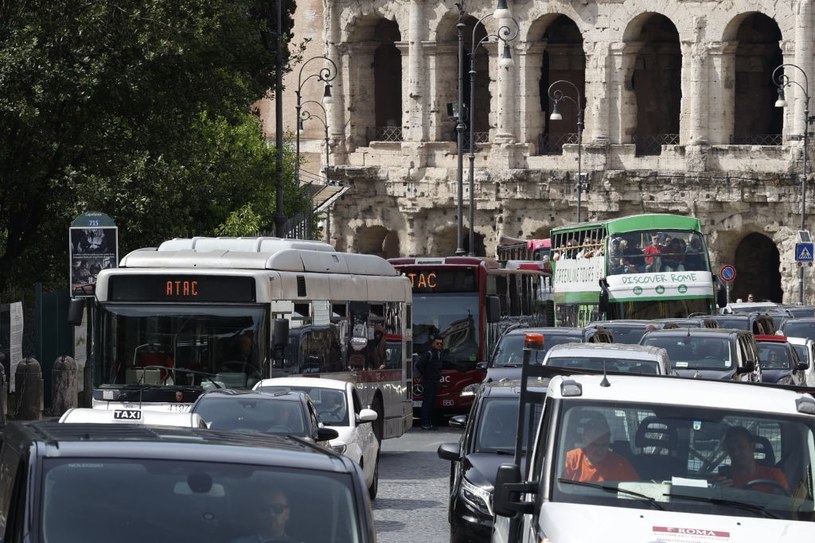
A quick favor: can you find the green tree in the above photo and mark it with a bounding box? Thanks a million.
[0,0,306,299]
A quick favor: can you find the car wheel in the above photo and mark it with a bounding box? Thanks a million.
[368,452,380,500]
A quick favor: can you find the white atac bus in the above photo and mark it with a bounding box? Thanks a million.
[83,237,413,441]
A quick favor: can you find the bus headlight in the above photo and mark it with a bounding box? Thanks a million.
[460,478,493,517]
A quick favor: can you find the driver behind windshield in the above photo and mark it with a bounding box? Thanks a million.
[718,426,789,494]
[562,415,639,483]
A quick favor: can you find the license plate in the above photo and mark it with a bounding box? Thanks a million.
[412,400,422,407]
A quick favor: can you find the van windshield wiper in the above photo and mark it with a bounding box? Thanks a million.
[666,491,779,519]
[558,478,665,510]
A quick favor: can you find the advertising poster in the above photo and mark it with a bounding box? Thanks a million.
[69,212,118,297]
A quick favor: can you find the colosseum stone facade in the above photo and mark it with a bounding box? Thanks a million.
[258,0,815,304]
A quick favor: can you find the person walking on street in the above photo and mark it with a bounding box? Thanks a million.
[415,336,444,430]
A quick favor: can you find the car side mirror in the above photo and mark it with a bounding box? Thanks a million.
[316,427,339,441]
[493,463,536,517]
[437,442,461,462]
[357,408,378,423]
[798,361,810,371]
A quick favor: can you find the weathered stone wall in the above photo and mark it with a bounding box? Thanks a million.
[270,0,815,303]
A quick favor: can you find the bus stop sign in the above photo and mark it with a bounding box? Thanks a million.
[719,264,736,283]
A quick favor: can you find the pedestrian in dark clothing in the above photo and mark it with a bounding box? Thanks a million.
[415,337,444,430]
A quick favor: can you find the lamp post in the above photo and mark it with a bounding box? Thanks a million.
[467,13,518,256]
[454,0,511,256]
[299,100,331,174]
[272,0,286,237]
[773,63,815,304]
[294,56,337,186]
[548,80,587,223]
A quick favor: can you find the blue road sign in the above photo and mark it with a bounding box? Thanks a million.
[796,242,815,262]
[720,264,736,283]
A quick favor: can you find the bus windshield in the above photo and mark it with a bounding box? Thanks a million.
[412,293,479,366]
[607,229,709,275]
[99,304,267,389]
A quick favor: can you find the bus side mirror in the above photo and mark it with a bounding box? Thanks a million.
[486,295,501,323]
[272,319,289,364]
[714,276,728,309]
[67,299,85,326]
[598,278,610,315]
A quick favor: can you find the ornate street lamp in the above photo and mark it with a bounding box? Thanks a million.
[548,80,587,223]
[295,56,337,186]
[299,100,331,175]
[467,13,518,255]
[454,0,512,256]
[773,63,815,304]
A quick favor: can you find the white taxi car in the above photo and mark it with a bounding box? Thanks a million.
[59,407,208,428]
[253,377,381,498]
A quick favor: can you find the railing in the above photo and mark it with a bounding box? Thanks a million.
[635,133,679,156]
[730,134,783,145]
[537,132,579,155]
[367,126,403,143]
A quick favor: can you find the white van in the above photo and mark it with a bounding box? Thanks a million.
[493,374,815,542]
[59,407,208,428]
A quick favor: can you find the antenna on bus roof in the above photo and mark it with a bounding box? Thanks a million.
[600,360,610,387]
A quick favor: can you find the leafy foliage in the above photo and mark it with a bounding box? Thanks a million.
[0,0,304,298]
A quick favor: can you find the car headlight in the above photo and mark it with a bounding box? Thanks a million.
[460,477,493,517]
[460,384,479,397]
[331,442,347,454]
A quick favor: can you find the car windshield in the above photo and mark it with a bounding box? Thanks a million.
[258,386,349,426]
[192,396,307,436]
[642,336,731,370]
[490,334,580,367]
[758,343,793,370]
[546,356,660,375]
[601,325,649,345]
[551,400,815,520]
[475,397,540,454]
[782,321,815,341]
[40,458,361,543]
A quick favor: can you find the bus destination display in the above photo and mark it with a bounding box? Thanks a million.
[402,268,477,293]
[108,275,256,302]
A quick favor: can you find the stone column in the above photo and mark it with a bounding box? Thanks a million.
[585,40,610,144]
[494,16,517,144]
[608,42,642,144]
[344,42,379,150]
[707,41,736,145]
[518,41,545,151]
[326,2,347,162]
[406,0,428,142]
[794,0,813,137]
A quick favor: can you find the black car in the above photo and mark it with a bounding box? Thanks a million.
[707,312,777,334]
[640,327,761,382]
[586,319,678,344]
[0,421,375,543]
[755,334,807,385]
[482,326,613,382]
[779,316,815,342]
[190,389,338,446]
[437,380,544,543]
[652,316,719,329]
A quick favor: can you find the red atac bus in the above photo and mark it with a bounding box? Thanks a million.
[389,256,551,417]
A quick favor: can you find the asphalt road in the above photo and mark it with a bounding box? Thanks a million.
[373,423,462,543]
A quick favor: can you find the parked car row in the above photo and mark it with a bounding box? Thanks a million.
[439,304,815,541]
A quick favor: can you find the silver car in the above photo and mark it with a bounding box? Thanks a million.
[541,343,674,375]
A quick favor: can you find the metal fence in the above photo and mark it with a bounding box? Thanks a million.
[537,132,579,155]
[367,126,403,144]
[634,133,680,156]
[730,134,783,145]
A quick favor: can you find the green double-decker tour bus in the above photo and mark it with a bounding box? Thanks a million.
[550,214,722,326]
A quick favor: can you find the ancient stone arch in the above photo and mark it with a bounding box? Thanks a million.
[733,232,782,302]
